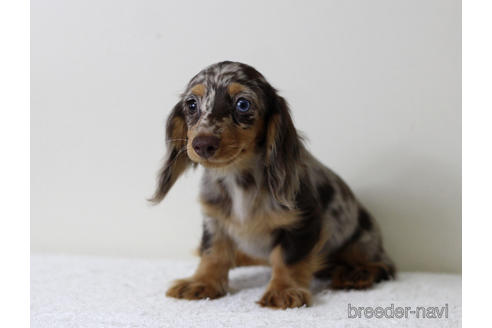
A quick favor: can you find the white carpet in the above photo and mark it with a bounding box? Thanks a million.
[31,254,461,328]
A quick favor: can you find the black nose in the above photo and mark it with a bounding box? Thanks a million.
[192,135,220,159]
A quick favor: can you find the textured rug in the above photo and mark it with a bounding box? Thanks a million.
[31,255,461,328]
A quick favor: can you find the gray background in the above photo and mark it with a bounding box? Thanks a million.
[31,0,461,272]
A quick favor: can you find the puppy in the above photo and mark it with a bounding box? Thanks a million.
[151,61,395,309]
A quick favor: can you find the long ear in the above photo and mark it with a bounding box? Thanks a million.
[149,102,192,204]
[264,92,303,208]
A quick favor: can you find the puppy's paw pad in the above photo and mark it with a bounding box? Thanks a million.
[257,287,311,309]
[166,278,226,300]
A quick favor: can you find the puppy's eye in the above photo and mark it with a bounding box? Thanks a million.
[186,99,198,114]
[235,98,250,113]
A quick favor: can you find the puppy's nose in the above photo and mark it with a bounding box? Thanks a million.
[192,135,220,159]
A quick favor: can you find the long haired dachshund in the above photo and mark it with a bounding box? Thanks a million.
[151,61,395,309]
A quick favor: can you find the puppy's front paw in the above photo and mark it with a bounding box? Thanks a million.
[166,278,226,300]
[257,287,312,309]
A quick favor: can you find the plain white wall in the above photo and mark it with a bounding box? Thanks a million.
[31,0,461,273]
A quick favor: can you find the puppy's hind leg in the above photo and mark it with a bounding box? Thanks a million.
[329,236,395,290]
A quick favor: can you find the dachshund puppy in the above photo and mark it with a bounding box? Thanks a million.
[151,61,395,309]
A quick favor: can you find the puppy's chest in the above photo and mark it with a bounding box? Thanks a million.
[224,177,256,222]
[201,173,260,221]
[200,175,277,258]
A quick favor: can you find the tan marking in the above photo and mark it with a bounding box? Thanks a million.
[170,116,188,148]
[166,231,235,300]
[190,84,206,97]
[227,82,246,96]
[167,116,190,179]
[234,250,268,267]
[186,116,264,169]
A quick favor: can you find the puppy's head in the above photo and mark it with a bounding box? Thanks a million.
[150,61,302,205]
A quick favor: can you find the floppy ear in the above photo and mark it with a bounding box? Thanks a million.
[264,92,303,208]
[149,102,192,204]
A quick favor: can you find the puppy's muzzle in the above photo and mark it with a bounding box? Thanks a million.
[192,135,220,159]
